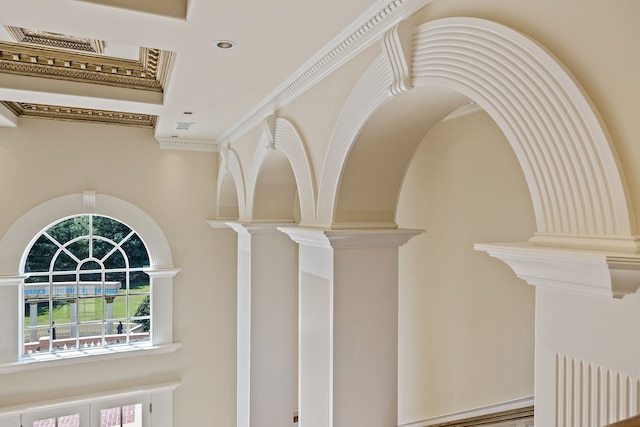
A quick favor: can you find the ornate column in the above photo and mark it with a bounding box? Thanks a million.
[279,227,422,427]
[227,223,298,427]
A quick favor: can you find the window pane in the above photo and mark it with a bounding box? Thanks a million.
[93,216,132,243]
[32,417,55,427]
[24,326,49,354]
[58,414,80,427]
[53,251,77,272]
[103,249,126,269]
[53,283,77,299]
[25,235,57,273]
[121,234,149,268]
[130,294,150,325]
[79,272,102,283]
[130,272,149,292]
[47,216,89,243]
[123,404,142,427]
[129,318,151,345]
[78,323,104,348]
[67,239,89,261]
[100,406,121,427]
[80,260,101,271]
[93,238,115,261]
[53,274,76,283]
[50,299,74,324]
[78,297,102,322]
[24,282,49,302]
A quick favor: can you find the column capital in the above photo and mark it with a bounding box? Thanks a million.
[279,227,423,249]
[226,222,296,236]
[475,242,640,299]
[144,267,181,279]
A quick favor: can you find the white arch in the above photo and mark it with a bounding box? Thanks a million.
[217,146,246,219]
[317,17,637,253]
[245,117,316,224]
[0,191,175,275]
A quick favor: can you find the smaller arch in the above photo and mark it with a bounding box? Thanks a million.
[245,117,316,224]
[217,146,245,219]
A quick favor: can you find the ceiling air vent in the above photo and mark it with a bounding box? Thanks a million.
[176,122,193,130]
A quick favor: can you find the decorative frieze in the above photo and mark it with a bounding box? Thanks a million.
[0,43,169,91]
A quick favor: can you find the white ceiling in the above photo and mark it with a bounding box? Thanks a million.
[0,0,429,148]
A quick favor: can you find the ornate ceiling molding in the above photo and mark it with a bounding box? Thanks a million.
[1,101,157,128]
[0,26,173,128]
[4,26,104,54]
[0,43,170,91]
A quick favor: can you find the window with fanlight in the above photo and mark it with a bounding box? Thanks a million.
[23,214,151,355]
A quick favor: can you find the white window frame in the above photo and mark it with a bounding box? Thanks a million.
[0,191,180,373]
[0,381,178,427]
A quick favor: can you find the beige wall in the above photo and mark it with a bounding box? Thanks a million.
[0,118,238,427]
[1,1,639,426]
[397,110,536,423]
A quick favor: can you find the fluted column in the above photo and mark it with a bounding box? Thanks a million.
[228,223,298,427]
[279,227,422,427]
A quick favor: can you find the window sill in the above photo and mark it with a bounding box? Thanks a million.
[0,342,181,374]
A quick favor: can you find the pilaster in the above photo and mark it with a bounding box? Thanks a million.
[279,227,422,427]
[227,223,298,427]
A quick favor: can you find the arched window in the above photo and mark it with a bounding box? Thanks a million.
[23,215,151,355]
[0,191,179,370]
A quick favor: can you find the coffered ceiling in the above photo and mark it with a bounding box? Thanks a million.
[0,0,430,149]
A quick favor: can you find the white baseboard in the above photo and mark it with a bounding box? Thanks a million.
[399,396,534,427]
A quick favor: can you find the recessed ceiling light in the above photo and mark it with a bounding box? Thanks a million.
[215,40,235,49]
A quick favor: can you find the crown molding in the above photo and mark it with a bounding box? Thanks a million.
[218,0,434,144]
[475,242,640,299]
[4,26,105,53]
[156,137,219,151]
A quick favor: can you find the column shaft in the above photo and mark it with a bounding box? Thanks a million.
[230,223,298,427]
[281,228,421,427]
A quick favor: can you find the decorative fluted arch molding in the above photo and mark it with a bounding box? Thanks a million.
[316,53,393,229]
[245,117,316,224]
[217,146,246,219]
[317,17,638,253]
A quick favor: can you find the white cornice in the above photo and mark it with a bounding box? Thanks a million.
[475,242,640,299]
[156,137,219,151]
[279,227,423,249]
[218,0,434,144]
